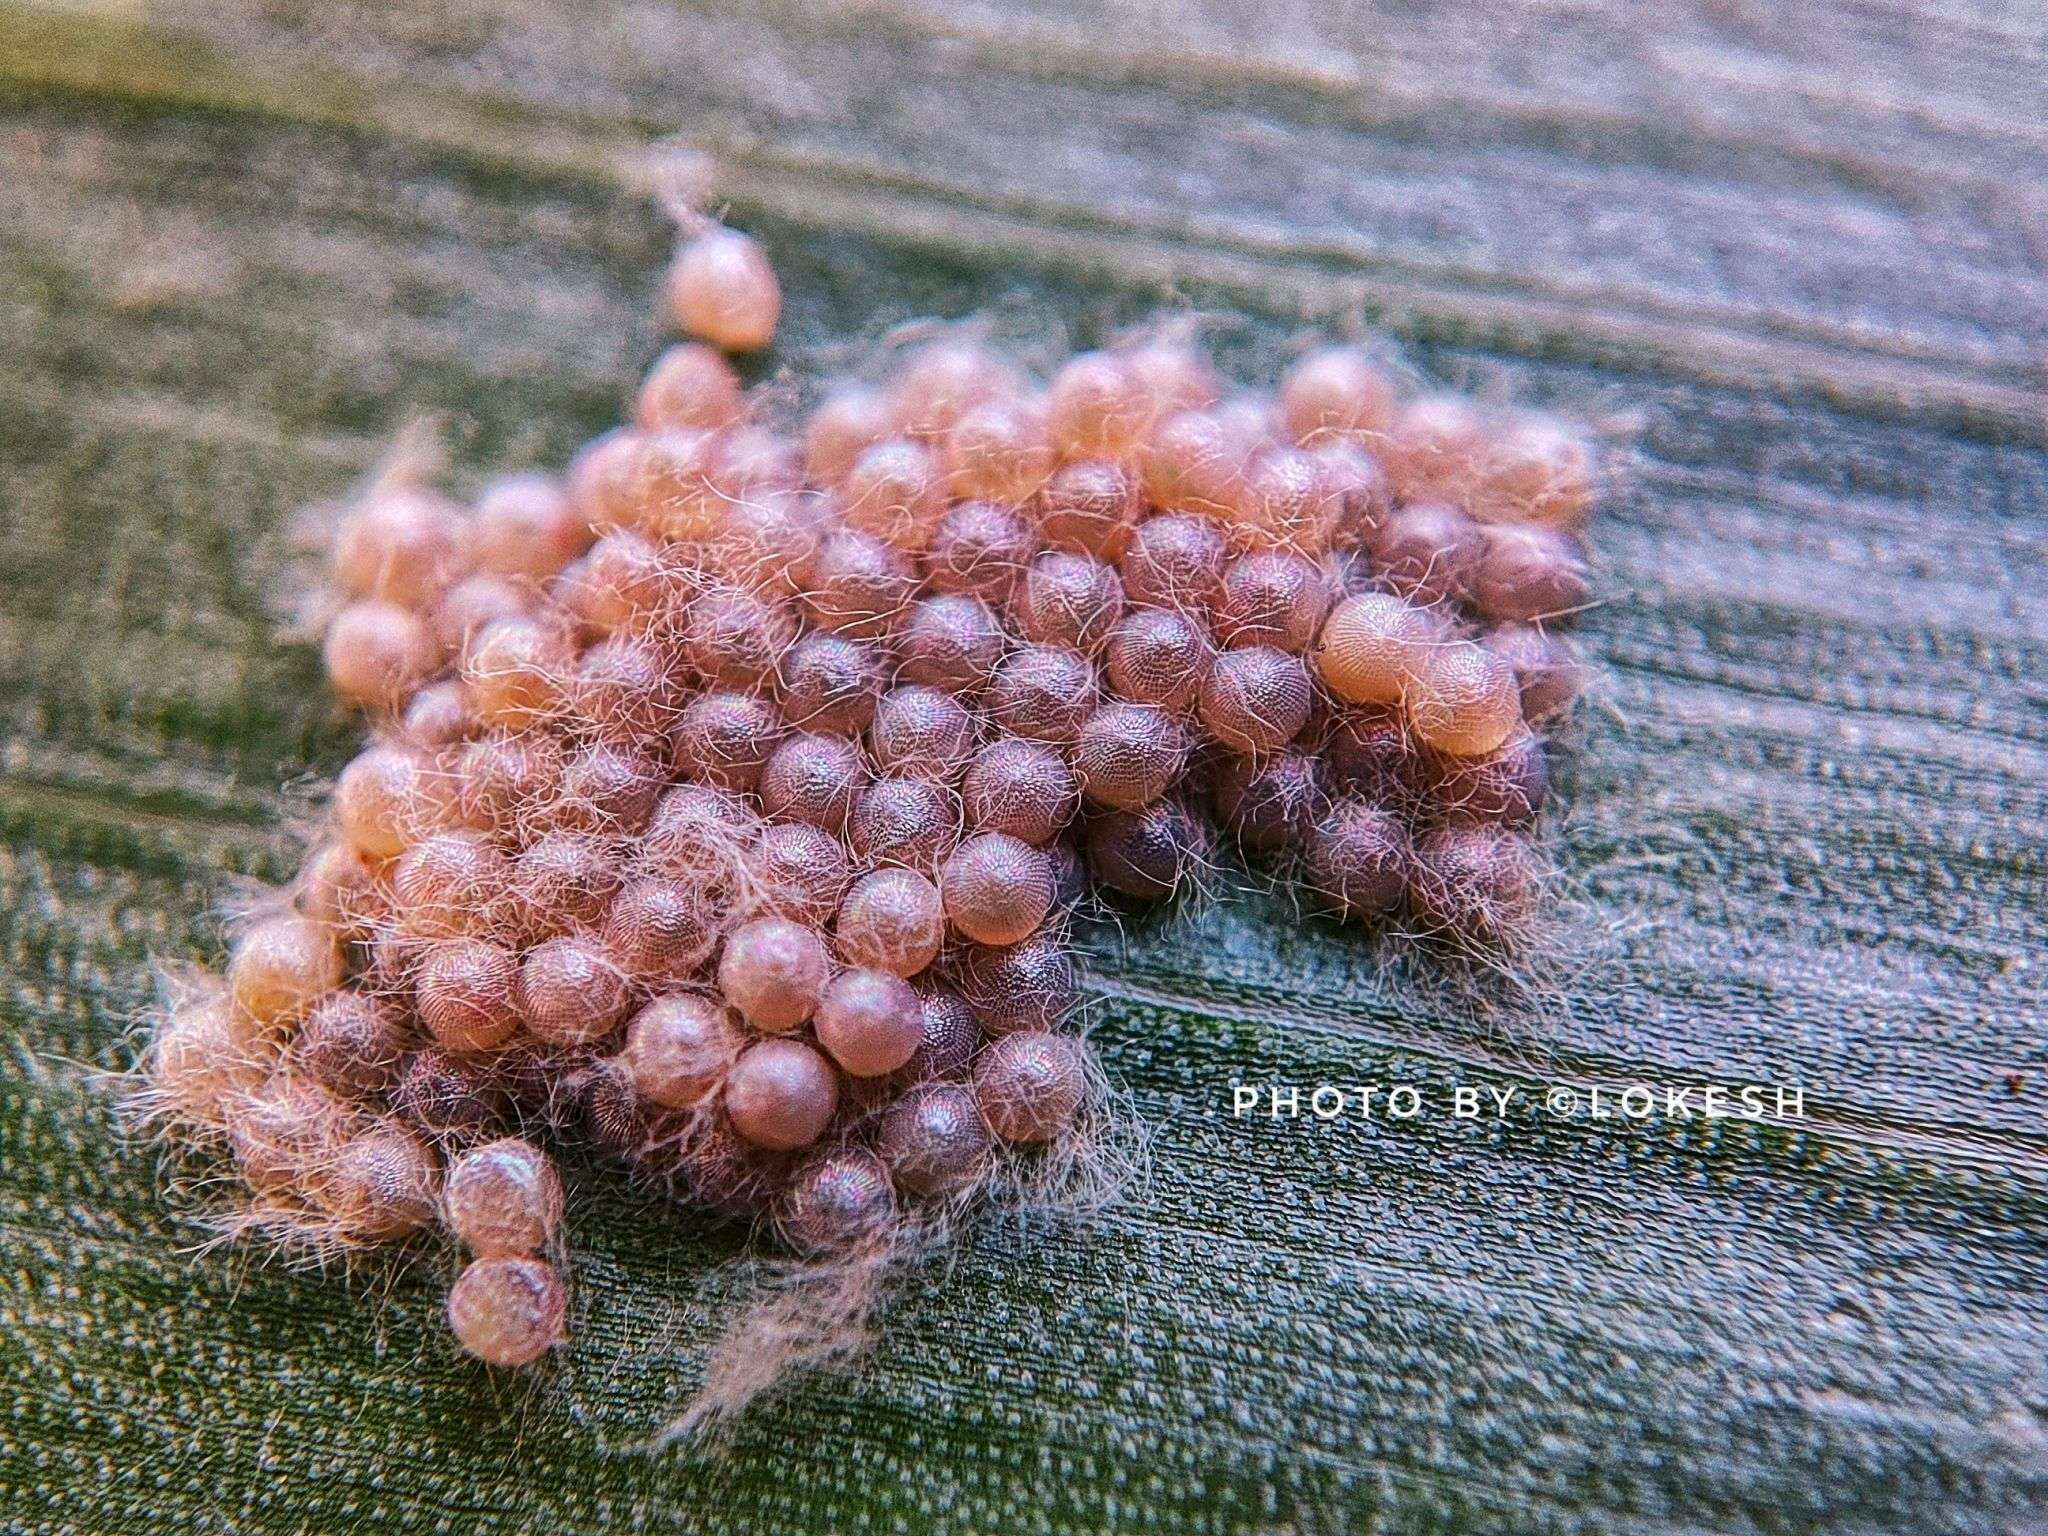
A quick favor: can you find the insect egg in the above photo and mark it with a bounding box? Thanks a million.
[1469,524,1591,623]
[759,731,869,833]
[336,742,456,860]
[974,1031,1086,1144]
[807,529,919,644]
[1314,592,1442,707]
[470,471,588,581]
[717,917,831,1032]
[1473,411,1596,526]
[814,968,925,1077]
[1405,641,1524,759]
[361,920,421,1000]
[888,339,1017,443]
[1083,797,1209,902]
[985,645,1099,747]
[1306,799,1411,920]
[877,1082,991,1197]
[894,593,1009,696]
[511,830,623,939]
[392,831,511,941]
[447,1256,567,1368]
[1482,624,1585,722]
[1232,446,1338,555]
[922,501,1040,606]
[575,1057,645,1157]
[639,782,764,886]
[1015,552,1125,655]
[297,991,409,1097]
[1045,350,1148,459]
[1215,550,1335,653]
[1073,701,1190,811]
[942,393,1055,504]
[941,834,1057,946]
[226,915,343,1033]
[391,1050,505,1140]
[415,938,522,1052]
[747,823,853,927]
[1211,750,1324,853]
[545,743,665,837]
[150,992,268,1125]
[1140,409,1252,519]
[1119,513,1229,613]
[841,439,947,554]
[775,1147,898,1252]
[960,737,1079,845]
[706,483,819,598]
[324,600,439,712]
[455,732,561,839]
[868,686,978,782]
[487,1041,573,1127]
[635,341,746,432]
[1198,646,1315,754]
[321,1126,441,1240]
[1322,705,1423,810]
[778,632,888,735]
[848,777,960,871]
[1119,335,1219,420]
[516,935,632,1047]
[443,1137,565,1257]
[671,691,785,793]
[834,867,946,977]
[433,574,530,660]
[730,433,812,510]
[903,983,981,1080]
[226,1076,350,1196]
[666,226,780,353]
[621,996,739,1110]
[723,1037,840,1151]
[1208,392,1284,451]
[1042,837,1088,910]
[1278,346,1395,443]
[1407,823,1538,945]
[1037,458,1143,562]
[1420,694,1548,811]
[1311,440,1394,548]
[803,384,894,486]
[333,486,466,610]
[400,680,475,749]
[634,427,726,543]
[679,1120,788,1220]
[683,584,796,691]
[297,841,384,940]
[562,528,671,639]
[603,875,720,986]
[1103,606,1214,714]
[1384,393,1487,504]
[572,632,682,747]
[563,427,649,534]
[1371,501,1483,608]
[460,614,575,733]
[951,930,1077,1035]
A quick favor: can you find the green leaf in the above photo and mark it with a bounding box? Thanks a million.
[1,8,2043,1533]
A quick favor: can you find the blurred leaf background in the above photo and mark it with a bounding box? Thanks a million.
[1,2,2044,1532]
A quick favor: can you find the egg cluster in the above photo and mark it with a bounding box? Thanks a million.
[144,199,1596,1388]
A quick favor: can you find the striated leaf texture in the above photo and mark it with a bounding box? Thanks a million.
[0,3,2043,1532]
